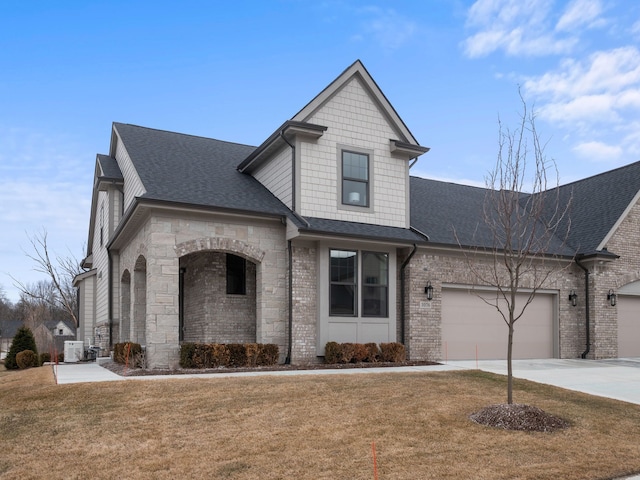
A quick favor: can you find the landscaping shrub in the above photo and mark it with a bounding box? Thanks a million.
[324,342,341,364]
[180,343,196,368]
[210,343,230,367]
[245,343,260,367]
[227,343,247,367]
[16,350,38,369]
[40,352,51,364]
[324,342,405,364]
[352,343,369,363]
[4,326,38,370]
[340,343,356,363]
[113,342,142,365]
[258,344,279,366]
[380,342,406,362]
[364,343,380,362]
[180,343,277,369]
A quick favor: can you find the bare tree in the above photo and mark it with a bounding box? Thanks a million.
[462,98,571,404]
[11,230,84,328]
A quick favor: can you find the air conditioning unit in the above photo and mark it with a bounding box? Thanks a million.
[64,341,84,363]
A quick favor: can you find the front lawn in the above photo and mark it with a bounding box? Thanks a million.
[1,366,640,479]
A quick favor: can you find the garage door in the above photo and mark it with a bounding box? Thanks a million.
[441,288,556,360]
[618,295,640,357]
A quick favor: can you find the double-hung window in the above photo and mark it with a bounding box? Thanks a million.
[330,250,357,315]
[342,150,369,207]
[329,249,388,317]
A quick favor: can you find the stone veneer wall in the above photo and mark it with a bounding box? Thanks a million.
[404,248,585,362]
[117,211,288,369]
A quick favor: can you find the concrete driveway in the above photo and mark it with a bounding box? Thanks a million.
[447,358,640,405]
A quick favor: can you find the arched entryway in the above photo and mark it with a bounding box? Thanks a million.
[179,251,257,344]
[120,269,131,343]
[133,255,147,345]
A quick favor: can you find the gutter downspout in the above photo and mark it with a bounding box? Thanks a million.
[108,249,113,351]
[576,258,590,359]
[280,130,296,365]
[286,240,293,364]
[400,244,418,346]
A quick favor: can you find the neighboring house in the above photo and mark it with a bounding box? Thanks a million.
[74,60,640,369]
[0,320,24,360]
[33,319,76,356]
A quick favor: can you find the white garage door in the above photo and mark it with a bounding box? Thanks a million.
[441,288,557,360]
[618,295,640,357]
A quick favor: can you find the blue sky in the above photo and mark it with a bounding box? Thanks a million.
[1,0,639,303]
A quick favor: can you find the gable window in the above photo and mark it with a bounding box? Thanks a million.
[226,254,246,295]
[329,249,389,318]
[330,249,357,315]
[342,150,369,207]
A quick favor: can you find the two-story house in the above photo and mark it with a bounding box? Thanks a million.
[75,60,640,369]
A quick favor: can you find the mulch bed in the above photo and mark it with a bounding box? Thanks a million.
[101,359,440,377]
[470,403,571,432]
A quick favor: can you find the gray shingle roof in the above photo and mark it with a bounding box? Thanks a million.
[97,154,123,180]
[111,123,640,254]
[298,217,426,244]
[410,176,571,256]
[113,123,291,217]
[553,160,640,254]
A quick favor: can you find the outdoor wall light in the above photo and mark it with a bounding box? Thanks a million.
[568,290,577,307]
[607,289,617,307]
[424,281,434,301]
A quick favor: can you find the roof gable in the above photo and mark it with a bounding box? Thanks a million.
[292,60,421,146]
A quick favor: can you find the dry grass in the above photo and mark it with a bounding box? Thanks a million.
[1,365,640,479]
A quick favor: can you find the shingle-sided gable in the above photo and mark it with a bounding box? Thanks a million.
[292,60,420,145]
[112,123,292,218]
[294,74,419,228]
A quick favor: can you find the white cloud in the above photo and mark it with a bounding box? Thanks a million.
[463,0,607,57]
[572,140,623,161]
[524,47,640,125]
[556,0,604,32]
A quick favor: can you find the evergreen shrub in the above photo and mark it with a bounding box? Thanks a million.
[4,326,38,370]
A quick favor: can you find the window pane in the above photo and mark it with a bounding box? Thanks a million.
[363,286,388,317]
[342,151,368,180]
[330,249,357,316]
[342,179,367,206]
[362,252,388,317]
[362,252,388,286]
[330,284,356,315]
[330,250,356,283]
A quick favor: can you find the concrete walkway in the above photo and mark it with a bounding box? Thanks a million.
[52,360,461,384]
[53,357,640,406]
